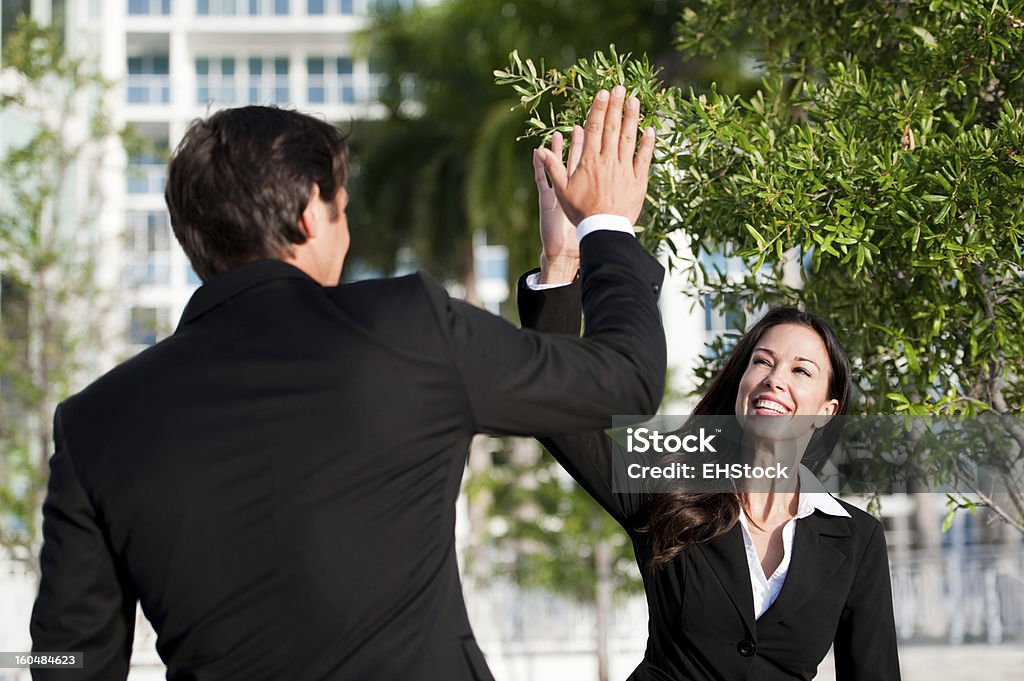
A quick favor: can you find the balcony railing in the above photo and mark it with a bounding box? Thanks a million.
[307,74,355,105]
[190,0,417,18]
[128,0,172,15]
[126,258,173,287]
[126,74,171,105]
[197,0,288,15]
[247,75,290,105]
[196,77,241,105]
[127,164,167,195]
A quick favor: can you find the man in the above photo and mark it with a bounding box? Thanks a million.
[30,87,665,680]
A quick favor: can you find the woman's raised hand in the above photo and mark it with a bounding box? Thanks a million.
[533,128,583,284]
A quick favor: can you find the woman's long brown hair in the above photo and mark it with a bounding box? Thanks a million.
[640,307,852,568]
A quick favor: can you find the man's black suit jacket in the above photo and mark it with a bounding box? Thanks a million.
[518,277,901,681]
[30,231,666,681]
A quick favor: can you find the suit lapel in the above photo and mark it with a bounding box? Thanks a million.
[695,524,756,635]
[758,511,851,624]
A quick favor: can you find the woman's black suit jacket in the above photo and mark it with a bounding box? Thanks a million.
[518,273,901,681]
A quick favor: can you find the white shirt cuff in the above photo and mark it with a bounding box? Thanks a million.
[577,214,635,241]
[525,272,574,290]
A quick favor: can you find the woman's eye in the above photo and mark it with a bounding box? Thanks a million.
[796,367,812,376]
[754,358,771,366]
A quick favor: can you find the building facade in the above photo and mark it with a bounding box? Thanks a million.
[116,0,411,350]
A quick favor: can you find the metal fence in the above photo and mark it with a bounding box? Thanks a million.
[468,545,1024,652]
[891,546,1024,644]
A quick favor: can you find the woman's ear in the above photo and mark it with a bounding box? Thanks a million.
[813,399,839,429]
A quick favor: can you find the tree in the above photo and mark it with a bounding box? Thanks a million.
[0,17,125,579]
[352,0,691,289]
[469,438,642,681]
[500,0,1024,529]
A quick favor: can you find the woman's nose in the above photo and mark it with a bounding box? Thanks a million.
[762,370,784,390]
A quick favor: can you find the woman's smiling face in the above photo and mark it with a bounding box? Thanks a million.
[734,323,839,439]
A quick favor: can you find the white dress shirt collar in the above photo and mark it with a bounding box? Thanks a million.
[737,464,850,620]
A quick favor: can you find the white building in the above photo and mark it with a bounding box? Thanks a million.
[113,0,415,351]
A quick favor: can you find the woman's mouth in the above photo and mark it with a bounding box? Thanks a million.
[752,398,791,415]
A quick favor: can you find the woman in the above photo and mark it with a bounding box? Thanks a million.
[519,130,901,680]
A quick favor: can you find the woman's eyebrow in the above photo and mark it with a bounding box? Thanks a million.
[754,347,821,370]
[794,356,821,370]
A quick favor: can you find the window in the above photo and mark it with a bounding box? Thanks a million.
[129,307,169,346]
[248,57,289,104]
[306,55,355,104]
[367,57,388,101]
[475,246,508,281]
[128,0,172,14]
[335,57,354,103]
[127,55,170,105]
[197,0,233,14]
[197,0,287,14]
[699,249,748,357]
[125,211,172,286]
[307,57,325,103]
[127,149,168,195]
[307,0,353,14]
[368,0,416,11]
[1,0,30,45]
[196,57,238,104]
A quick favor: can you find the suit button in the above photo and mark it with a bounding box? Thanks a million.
[651,283,660,294]
[736,639,756,657]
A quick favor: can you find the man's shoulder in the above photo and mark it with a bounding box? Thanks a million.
[60,335,183,421]
[333,271,440,296]
[326,271,451,321]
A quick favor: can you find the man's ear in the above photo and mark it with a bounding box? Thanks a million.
[299,183,321,240]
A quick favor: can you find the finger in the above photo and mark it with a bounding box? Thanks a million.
[534,132,563,192]
[619,96,640,162]
[582,89,609,158]
[550,130,564,163]
[567,126,584,175]
[633,126,656,179]
[537,147,569,196]
[532,147,550,190]
[601,85,626,154]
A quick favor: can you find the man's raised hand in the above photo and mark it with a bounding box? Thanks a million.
[535,85,655,226]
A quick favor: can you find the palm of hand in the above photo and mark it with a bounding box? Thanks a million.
[534,130,580,262]
[538,176,579,261]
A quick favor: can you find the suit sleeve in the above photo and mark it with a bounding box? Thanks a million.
[30,406,137,681]
[833,521,902,681]
[424,230,666,438]
[521,260,649,527]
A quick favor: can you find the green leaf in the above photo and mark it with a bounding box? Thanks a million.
[745,223,767,249]
[905,343,920,373]
[941,508,956,533]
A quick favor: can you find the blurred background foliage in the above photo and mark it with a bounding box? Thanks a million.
[348,0,756,291]
[1,17,125,578]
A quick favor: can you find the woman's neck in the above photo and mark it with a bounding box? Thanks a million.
[740,436,803,524]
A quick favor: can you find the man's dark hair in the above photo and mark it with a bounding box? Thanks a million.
[165,106,349,281]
